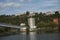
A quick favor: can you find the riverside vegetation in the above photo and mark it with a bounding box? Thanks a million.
[0,11,60,34]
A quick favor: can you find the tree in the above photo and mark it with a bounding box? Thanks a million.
[26,11,30,16]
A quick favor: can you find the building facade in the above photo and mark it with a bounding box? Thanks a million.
[28,13,36,31]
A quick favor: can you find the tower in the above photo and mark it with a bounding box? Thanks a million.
[28,12,36,31]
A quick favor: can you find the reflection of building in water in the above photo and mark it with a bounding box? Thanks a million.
[29,32,36,40]
[28,13,36,31]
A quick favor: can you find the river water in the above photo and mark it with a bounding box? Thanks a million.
[0,32,60,40]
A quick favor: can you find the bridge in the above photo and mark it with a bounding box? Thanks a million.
[0,23,21,29]
[0,23,21,33]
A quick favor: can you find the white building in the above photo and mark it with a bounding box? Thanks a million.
[20,23,26,32]
[28,13,36,31]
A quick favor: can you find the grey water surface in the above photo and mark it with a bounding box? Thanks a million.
[0,32,60,40]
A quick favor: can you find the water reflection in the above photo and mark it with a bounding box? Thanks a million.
[0,32,60,40]
[29,32,36,40]
[26,32,37,40]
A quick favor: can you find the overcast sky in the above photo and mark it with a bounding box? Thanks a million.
[0,0,60,15]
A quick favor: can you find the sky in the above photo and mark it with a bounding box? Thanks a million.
[0,0,60,15]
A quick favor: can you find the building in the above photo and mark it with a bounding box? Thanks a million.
[53,18,58,24]
[28,13,36,31]
[20,23,27,32]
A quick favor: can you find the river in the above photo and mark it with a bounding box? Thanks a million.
[0,32,60,40]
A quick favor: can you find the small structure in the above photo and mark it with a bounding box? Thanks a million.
[20,23,27,32]
[53,18,58,24]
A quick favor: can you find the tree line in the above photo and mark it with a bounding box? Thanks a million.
[0,11,60,32]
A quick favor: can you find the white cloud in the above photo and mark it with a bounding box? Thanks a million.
[19,0,25,2]
[0,2,23,9]
[23,0,60,12]
[28,0,32,2]
[6,0,32,2]
[42,0,59,7]
[31,0,59,9]
[19,0,32,2]
[0,0,32,9]
[0,0,59,15]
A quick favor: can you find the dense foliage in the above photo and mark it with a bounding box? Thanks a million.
[0,11,60,33]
